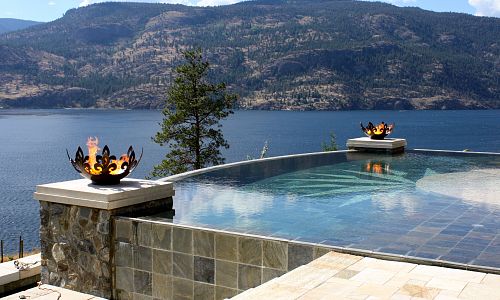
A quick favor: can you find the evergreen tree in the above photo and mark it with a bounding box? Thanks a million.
[150,49,237,177]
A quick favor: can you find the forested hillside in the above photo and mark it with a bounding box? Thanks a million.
[0,18,42,34]
[0,0,499,110]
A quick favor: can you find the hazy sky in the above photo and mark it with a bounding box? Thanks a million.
[1,0,498,22]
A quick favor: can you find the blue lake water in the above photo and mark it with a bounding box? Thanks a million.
[0,109,499,254]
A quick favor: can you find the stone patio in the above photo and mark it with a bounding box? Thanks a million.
[2,284,107,300]
[232,251,500,300]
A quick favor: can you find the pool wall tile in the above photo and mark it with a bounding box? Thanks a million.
[138,222,152,247]
[194,256,215,284]
[194,282,215,300]
[115,242,133,267]
[152,273,172,299]
[173,227,193,254]
[313,246,331,259]
[133,270,152,296]
[288,243,314,270]
[263,240,287,270]
[215,234,238,261]
[262,268,286,283]
[152,249,172,275]
[113,217,335,299]
[215,286,238,300]
[172,277,194,299]
[133,246,152,272]
[215,260,238,289]
[152,223,172,250]
[172,252,194,280]
[238,237,263,266]
[194,231,215,258]
[115,219,132,243]
[238,264,261,290]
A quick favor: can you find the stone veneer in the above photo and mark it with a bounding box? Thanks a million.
[39,197,173,299]
[113,217,332,300]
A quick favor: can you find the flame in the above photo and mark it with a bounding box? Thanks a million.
[86,137,100,175]
[85,137,129,175]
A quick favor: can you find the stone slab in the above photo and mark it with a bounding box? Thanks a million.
[3,284,107,300]
[346,137,407,150]
[232,251,498,300]
[34,178,174,210]
[0,254,41,286]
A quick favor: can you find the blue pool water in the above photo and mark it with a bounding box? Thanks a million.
[170,151,500,268]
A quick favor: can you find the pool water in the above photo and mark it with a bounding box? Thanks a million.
[168,151,500,268]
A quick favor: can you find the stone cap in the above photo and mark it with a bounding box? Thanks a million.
[347,137,407,149]
[34,178,174,210]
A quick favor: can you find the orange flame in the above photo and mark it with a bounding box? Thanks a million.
[86,137,100,175]
[85,137,129,175]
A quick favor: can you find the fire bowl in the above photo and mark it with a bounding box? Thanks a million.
[67,141,142,185]
[360,122,394,140]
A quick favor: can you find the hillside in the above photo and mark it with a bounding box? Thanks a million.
[0,18,42,34]
[0,0,499,110]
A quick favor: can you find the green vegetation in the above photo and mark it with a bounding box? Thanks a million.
[0,0,499,109]
[321,131,338,152]
[150,49,237,177]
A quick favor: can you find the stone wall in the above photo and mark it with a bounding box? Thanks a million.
[39,197,172,299]
[113,217,332,300]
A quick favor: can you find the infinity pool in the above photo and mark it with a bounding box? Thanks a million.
[160,150,500,268]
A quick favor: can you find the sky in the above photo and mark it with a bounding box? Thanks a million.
[0,0,499,22]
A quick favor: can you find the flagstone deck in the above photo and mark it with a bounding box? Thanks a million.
[1,284,107,300]
[232,252,500,300]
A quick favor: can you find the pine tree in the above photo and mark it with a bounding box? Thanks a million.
[150,49,237,177]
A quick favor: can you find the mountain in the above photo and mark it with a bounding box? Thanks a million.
[0,0,499,110]
[0,18,42,34]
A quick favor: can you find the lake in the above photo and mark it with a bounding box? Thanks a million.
[0,109,499,254]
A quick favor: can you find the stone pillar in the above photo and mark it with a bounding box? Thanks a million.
[34,178,174,299]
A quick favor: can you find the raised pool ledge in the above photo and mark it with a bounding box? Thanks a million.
[113,216,500,300]
[33,178,175,299]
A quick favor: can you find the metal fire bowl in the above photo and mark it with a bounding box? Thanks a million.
[360,122,394,140]
[67,145,143,185]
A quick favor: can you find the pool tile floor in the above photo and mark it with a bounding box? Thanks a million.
[232,252,500,300]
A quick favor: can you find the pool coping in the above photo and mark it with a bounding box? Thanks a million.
[157,148,500,183]
[124,216,500,276]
